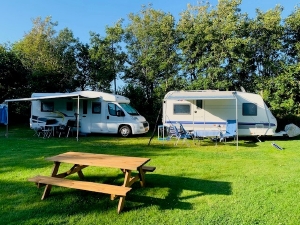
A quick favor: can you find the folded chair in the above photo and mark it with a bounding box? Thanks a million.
[30,116,48,137]
[220,120,237,143]
[58,120,76,137]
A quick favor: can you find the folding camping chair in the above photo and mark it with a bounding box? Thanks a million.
[166,123,191,146]
[58,120,76,137]
[220,120,237,143]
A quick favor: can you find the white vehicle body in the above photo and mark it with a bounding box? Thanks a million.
[163,90,279,137]
[29,91,149,137]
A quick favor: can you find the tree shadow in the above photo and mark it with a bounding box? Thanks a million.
[122,173,231,211]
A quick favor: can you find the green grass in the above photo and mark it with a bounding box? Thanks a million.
[1,125,300,225]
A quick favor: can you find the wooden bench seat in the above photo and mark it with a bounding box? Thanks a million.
[28,175,131,213]
[142,166,156,173]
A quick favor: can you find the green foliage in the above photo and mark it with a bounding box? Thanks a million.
[1,1,300,125]
[0,46,30,102]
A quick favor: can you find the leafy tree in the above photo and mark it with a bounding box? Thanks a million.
[12,16,78,93]
[89,21,126,92]
[122,5,179,125]
[0,46,29,101]
[178,0,253,91]
[263,6,300,121]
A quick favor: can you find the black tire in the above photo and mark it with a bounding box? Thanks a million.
[119,125,131,137]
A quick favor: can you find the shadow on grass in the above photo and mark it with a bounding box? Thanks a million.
[126,173,232,211]
[0,170,231,223]
[31,172,231,213]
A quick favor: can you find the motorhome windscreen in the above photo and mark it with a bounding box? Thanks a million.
[119,103,139,116]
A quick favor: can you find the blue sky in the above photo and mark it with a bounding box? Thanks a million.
[0,0,299,45]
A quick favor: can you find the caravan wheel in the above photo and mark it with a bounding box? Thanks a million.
[119,125,131,137]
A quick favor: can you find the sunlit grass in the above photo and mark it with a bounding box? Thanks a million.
[0,125,300,224]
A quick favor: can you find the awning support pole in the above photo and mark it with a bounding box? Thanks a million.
[76,95,79,141]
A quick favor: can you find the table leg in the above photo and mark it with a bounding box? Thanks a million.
[111,169,132,201]
[42,162,60,200]
[138,167,146,187]
[54,164,86,179]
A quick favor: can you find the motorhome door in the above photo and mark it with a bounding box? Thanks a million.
[90,101,109,133]
[106,103,124,133]
[78,99,90,133]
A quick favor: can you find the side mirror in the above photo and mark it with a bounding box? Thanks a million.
[116,110,125,117]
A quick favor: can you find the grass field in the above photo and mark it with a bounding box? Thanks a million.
[0,125,300,225]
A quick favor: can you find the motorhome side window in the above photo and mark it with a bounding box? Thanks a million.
[41,102,54,112]
[108,103,122,116]
[173,104,191,115]
[242,103,257,116]
[92,102,101,114]
[196,100,203,109]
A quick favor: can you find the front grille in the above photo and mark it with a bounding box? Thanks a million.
[143,122,149,128]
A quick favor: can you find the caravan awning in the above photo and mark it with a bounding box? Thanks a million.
[163,90,239,149]
[164,90,237,100]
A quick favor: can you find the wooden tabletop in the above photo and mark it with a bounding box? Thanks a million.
[45,151,151,170]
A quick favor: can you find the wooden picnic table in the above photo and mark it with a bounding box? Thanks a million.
[28,151,155,213]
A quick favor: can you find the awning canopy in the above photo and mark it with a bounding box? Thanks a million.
[5,93,82,102]
[4,93,82,141]
[164,90,237,100]
[163,90,239,149]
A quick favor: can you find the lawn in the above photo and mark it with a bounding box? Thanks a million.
[0,125,300,225]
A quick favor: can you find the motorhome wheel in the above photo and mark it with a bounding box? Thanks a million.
[119,125,131,137]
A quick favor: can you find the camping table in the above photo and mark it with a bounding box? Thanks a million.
[41,151,151,194]
[193,130,221,145]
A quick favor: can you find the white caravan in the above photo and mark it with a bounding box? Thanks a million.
[163,90,279,137]
[28,91,149,137]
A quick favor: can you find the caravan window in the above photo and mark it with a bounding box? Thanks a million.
[92,102,101,114]
[41,102,54,112]
[243,103,257,116]
[173,104,191,115]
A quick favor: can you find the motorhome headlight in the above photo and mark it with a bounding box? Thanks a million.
[132,116,139,121]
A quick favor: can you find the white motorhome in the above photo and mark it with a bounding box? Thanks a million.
[28,91,149,137]
[163,90,279,137]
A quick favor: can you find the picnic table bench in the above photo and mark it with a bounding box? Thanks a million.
[28,152,155,213]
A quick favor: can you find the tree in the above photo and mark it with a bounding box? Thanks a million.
[178,0,253,91]
[12,16,78,93]
[0,46,29,101]
[89,20,126,92]
[122,5,179,125]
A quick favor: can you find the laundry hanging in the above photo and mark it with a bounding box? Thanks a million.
[0,104,8,125]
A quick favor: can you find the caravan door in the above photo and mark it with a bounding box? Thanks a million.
[106,103,124,133]
[192,99,205,130]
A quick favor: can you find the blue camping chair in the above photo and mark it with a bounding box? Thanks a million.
[166,123,191,146]
[175,122,192,145]
[220,120,237,143]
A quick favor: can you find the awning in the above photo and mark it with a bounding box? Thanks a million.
[164,90,237,100]
[5,93,82,102]
[163,90,239,149]
[4,93,81,141]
